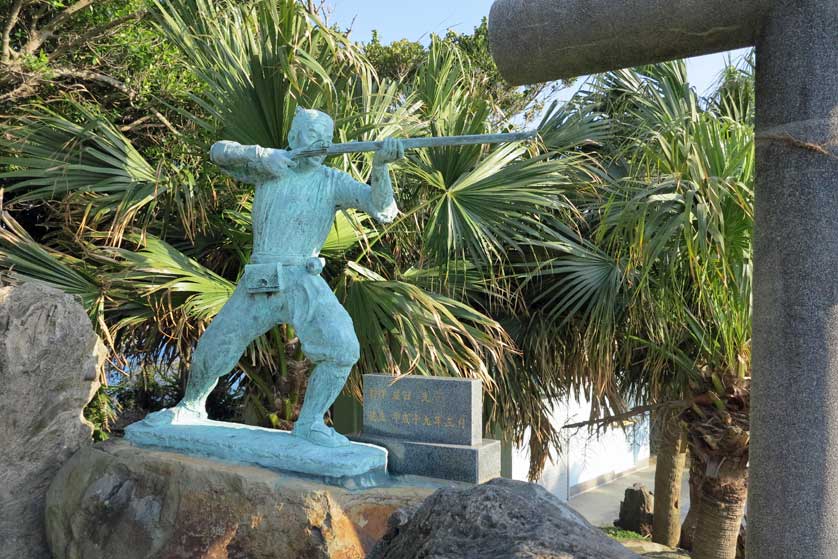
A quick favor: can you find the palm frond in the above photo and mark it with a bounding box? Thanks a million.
[111,235,234,322]
[0,101,162,243]
[339,262,512,398]
[153,0,371,148]
[0,210,102,314]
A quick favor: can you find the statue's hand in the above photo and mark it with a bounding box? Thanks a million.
[373,138,405,166]
[266,149,297,174]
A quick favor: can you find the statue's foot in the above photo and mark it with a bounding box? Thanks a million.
[141,403,208,426]
[292,422,350,448]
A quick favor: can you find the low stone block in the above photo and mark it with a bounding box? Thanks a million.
[125,415,387,483]
[363,374,482,445]
[353,434,501,483]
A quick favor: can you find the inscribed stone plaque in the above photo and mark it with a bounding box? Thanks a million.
[362,374,482,446]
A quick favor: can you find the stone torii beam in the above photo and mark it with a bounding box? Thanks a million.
[487,2,837,559]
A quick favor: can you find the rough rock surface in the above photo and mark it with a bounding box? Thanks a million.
[615,483,655,536]
[46,440,441,559]
[368,477,642,559]
[0,282,105,559]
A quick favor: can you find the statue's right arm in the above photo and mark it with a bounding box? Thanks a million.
[209,141,295,183]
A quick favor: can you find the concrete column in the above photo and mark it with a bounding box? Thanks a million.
[749,1,838,558]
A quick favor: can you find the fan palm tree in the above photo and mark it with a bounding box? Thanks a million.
[517,59,753,559]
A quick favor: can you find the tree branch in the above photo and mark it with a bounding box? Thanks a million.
[2,66,180,136]
[51,67,134,98]
[40,0,94,34]
[22,0,94,56]
[0,74,38,102]
[1,0,24,63]
[150,108,180,137]
[118,114,154,132]
[28,2,52,29]
[562,400,688,430]
[53,68,180,135]
[50,10,146,61]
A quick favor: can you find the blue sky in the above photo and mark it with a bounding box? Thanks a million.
[327,0,750,98]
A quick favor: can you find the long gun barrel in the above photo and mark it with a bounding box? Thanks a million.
[290,130,538,159]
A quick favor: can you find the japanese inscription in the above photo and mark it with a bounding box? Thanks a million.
[362,374,482,446]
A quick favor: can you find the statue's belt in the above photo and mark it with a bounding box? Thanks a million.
[243,256,325,294]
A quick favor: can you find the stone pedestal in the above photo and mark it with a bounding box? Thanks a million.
[362,374,483,445]
[46,440,451,559]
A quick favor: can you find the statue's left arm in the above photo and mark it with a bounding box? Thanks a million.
[333,138,403,223]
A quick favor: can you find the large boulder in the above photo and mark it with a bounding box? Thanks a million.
[368,477,642,559]
[46,440,442,559]
[0,283,105,559]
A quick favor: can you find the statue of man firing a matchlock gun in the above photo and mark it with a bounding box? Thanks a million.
[149,107,535,448]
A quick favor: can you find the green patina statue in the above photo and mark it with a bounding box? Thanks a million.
[160,108,401,449]
[124,109,530,478]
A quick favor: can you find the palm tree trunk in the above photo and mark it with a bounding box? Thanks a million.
[690,468,747,559]
[679,455,702,550]
[652,408,687,546]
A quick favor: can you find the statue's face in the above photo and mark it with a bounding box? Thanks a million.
[288,113,333,166]
[289,125,330,151]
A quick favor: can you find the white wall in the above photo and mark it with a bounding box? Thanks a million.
[511,396,650,500]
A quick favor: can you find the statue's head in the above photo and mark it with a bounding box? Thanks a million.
[288,107,333,165]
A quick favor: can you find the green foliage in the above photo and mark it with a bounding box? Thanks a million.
[522,57,755,418]
[363,18,559,125]
[339,263,511,392]
[152,0,370,148]
[84,386,119,441]
[708,51,755,124]
[442,18,558,122]
[20,51,50,73]
[364,30,426,81]
[0,101,161,241]
[600,527,648,541]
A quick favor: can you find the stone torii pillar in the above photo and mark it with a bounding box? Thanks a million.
[487,2,837,558]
